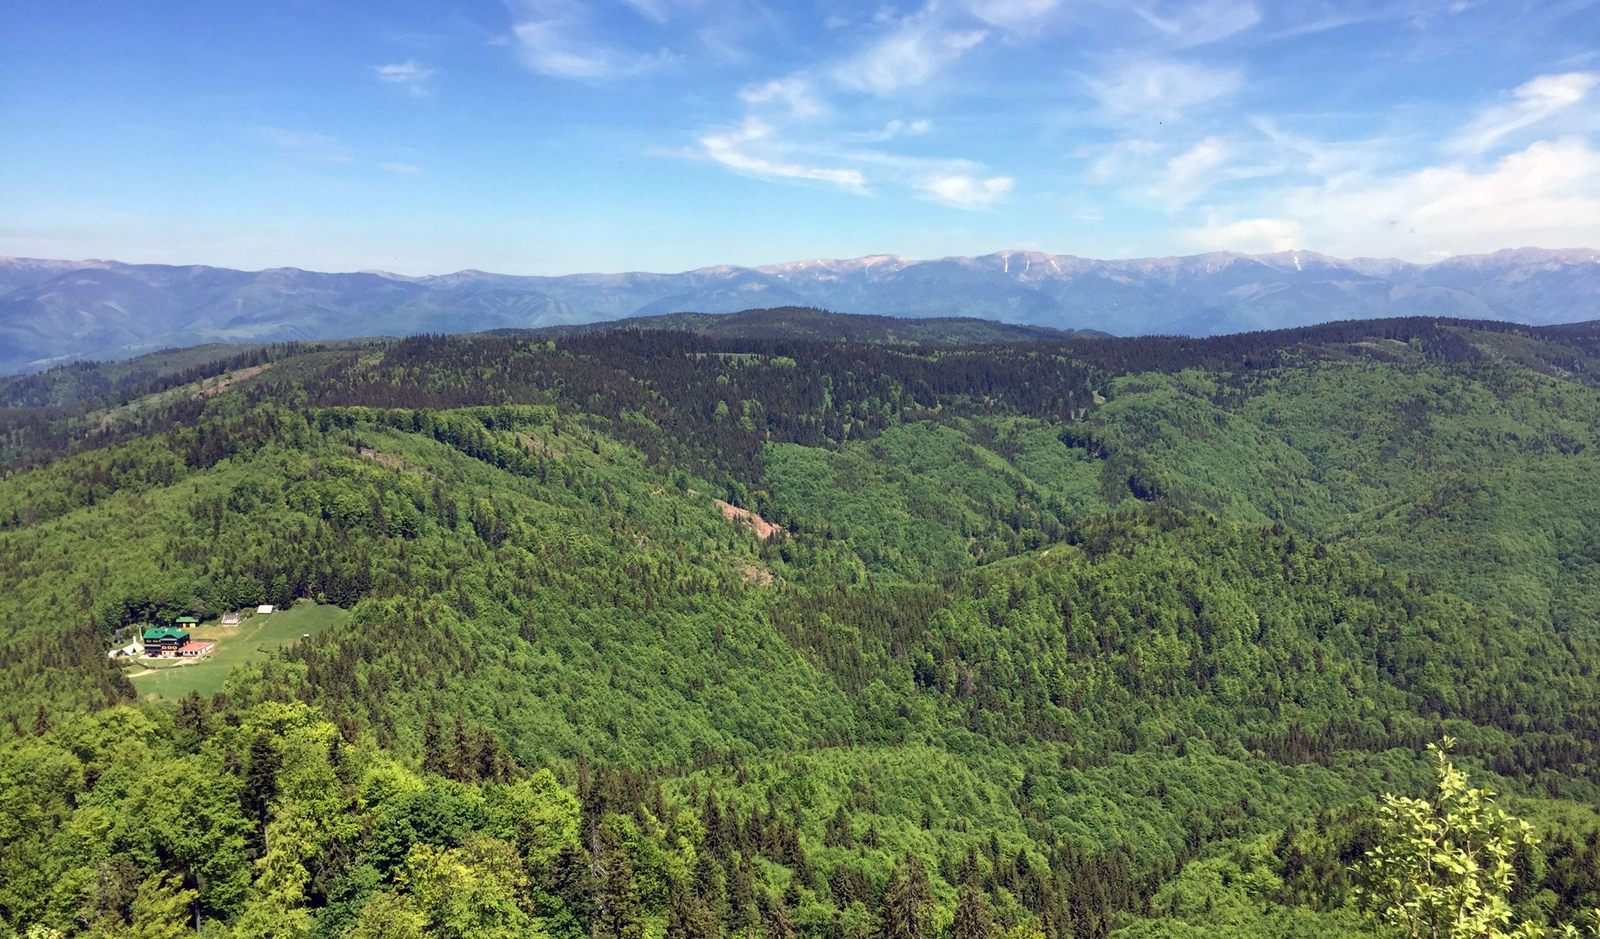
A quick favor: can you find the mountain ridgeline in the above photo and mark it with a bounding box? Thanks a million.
[3,246,1599,371]
[514,307,1106,345]
[3,313,1600,938]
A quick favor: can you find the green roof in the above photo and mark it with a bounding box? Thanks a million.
[143,627,190,641]
[174,616,199,624]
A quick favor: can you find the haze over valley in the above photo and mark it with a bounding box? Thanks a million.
[4,245,1599,371]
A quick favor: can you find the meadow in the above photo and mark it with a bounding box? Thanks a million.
[127,602,350,699]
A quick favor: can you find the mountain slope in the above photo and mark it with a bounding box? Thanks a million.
[3,247,1599,370]
[5,315,1600,936]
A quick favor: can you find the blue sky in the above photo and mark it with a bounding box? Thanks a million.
[2,0,1598,274]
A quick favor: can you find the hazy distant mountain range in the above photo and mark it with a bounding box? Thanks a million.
[2,247,1597,372]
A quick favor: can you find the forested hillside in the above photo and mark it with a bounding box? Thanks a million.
[520,307,1106,346]
[3,316,1600,938]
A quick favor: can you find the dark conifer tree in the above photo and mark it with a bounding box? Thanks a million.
[953,882,994,939]
[421,715,449,777]
[591,824,643,939]
[764,893,800,939]
[668,877,721,939]
[878,854,934,939]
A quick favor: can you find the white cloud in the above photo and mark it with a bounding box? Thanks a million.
[1087,59,1242,120]
[1128,0,1260,46]
[1153,136,1232,208]
[1285,137,1600,257]
[1154,70,1600,259]
[1182,137,1600,258]
[739,76,827,119]
[380,162,423,175]
[374,60,436,97]
[699,119,869,191]
[918,173,1014,208]
[857,118,934,142]
[968,0,1061,29]
[512,18,670,79]
[1182,215,1302,252]
[1084,138,1162,183]
[691,114,1012,209]
[1448,71,1599,156]
[1249,117,1391,178]
[621,0,673,24]
[690,2,1018,209]
[1083,132,1282,213]
[506,0,683,79]
[833,12,989,95]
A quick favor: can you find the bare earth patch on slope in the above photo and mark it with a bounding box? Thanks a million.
[93,363,275,432]
[517,432,565,459]
[358,447,434,477]
[715,499,785,540]
[193,364,271,399]
[737,560,776,586]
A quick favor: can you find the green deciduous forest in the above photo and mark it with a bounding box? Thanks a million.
[3,312,1600,937]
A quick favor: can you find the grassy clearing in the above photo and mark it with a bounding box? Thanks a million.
[128,602,350,700]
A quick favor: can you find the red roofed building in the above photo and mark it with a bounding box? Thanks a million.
[177,640,215,658]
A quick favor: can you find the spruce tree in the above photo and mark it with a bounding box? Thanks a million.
[591,824,643,939]
[765,894,800,939]
[953,882,994,939]
[878,854,934,939]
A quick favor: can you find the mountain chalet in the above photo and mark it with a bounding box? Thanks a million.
[141,618,215,658]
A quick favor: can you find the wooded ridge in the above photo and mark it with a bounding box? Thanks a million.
[3,313,1599,938]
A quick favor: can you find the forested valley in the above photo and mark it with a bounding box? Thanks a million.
[2,311,1600,938]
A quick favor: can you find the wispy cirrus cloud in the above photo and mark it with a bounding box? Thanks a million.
[686,0,1029,209]
[699,118,869,191]
[967,0,1062,30]
[375,60,437,96]
[692,114,1012,209]
[380,161,423,175]
[1126,0,1260,47]
[1248,117,1394,179]
[620,0,672,25]
[1083,132,1279,212]
[512,21,670,79]
[832,9,989,95]
[1448,71,1599,155]
[1164,71,1600,259]
[1151,136,1232,208]
[856,118,934,142]
[508,0,674,79]
[503,0,766,80]
[739,76,827,120]
[1086,58,1243,121]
